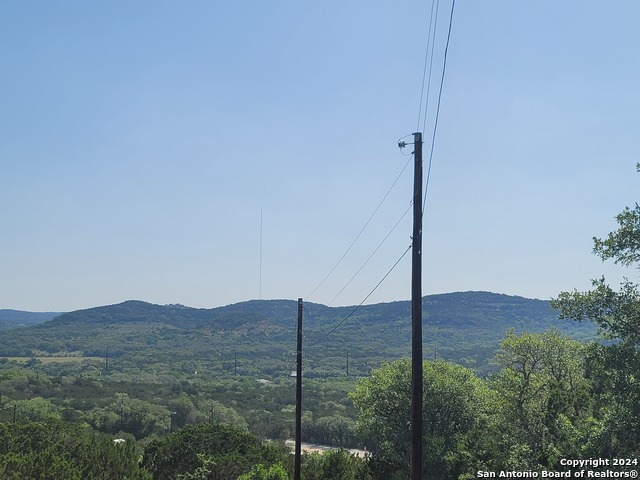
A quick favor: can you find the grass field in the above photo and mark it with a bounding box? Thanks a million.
[1,356,103,364]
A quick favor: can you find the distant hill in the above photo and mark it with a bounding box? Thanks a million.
[0,309,61,330]
[0,292,595,376]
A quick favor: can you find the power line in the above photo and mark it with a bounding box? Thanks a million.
[421,0,441,136]
[423,0,456,215]
[306,157,412,301]
[416,0,440,134]
[304,0,456,354]
[308,244,412,348]
[328,203,412,305]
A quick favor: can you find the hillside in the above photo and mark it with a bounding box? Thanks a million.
[0,309,61,330]
[0,292,595,376]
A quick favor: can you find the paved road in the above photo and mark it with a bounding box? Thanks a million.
[284,440,368,458]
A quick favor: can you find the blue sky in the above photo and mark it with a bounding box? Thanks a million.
[1,1,638,312]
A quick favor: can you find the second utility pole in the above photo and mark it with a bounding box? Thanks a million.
[294,298,303,480]
[411,131,423,480]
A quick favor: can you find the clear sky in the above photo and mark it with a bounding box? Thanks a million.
[1,1,638,312]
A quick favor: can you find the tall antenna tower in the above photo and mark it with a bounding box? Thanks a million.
[259,209,263,299]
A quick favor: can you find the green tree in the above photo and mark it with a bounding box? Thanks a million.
[141,423,289,480]
[302,414,355,447]
[301,450,372,480]
[236,463,289,480]
[491,330,591,468]
[552,163,640,457]
[169,395,205,430]
[11,396,62,422]
[85,393,171,438]
[0,421,151,480]
[349,359,491,479]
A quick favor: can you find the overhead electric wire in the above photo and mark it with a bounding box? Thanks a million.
[420,0,441,136]
[303,0,457,350]
[308,243,412,348]
[328,202,412,305]
[416,0,440,134]
[423,0,456,215]
[305,156,412,301]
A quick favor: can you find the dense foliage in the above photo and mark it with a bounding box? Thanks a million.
[301,450,373,480]
[352,359,485,477]
[0,421,150,480]
[0,325,636,479]
[141,423,290,480]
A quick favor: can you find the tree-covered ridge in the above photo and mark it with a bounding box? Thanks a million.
[37,292,561,331]
[0,292,594,378]
[0,310,61,330]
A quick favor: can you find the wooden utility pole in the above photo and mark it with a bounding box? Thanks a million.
[411,131,423,480]
[294,298,303,480]
[346,349,349,377]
